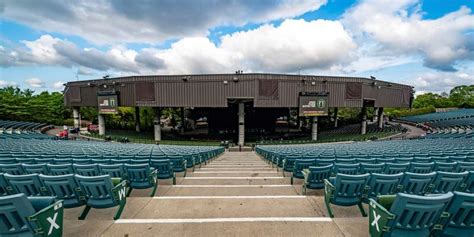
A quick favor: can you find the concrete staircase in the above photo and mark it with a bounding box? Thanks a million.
[64,152,368,236]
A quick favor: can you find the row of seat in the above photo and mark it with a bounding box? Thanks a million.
[400,109,474,123]
[1,172,138,221]
[0,161,179,185]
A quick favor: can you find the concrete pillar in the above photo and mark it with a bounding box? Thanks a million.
[153,107,161,143]
[98,114,105,136]
[378,107,384,129]
[311,116,318,141]
[238,102,245,146]
[361,107,367,135]
[180,107,185,135]
[73,107,80,128]
[135,107,141,132]
[333,107,338,128]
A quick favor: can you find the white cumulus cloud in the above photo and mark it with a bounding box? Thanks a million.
[25,78,45,88]
[343,0,474,72]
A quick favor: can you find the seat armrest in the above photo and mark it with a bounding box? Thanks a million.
[324,179,335,197]
[28,196,56,212]
[28,200,64,237]
[302,169,310,183]
[112,180,128,202]
[369,198,395,237]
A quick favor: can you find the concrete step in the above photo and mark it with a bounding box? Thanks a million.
[132,197,323,219]
[103,220,344,237]
[189,171,281,177]
[161,185,298,196]
[180,177,289,185]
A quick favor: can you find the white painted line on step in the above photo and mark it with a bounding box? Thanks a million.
[199,168,274,170]
[173,185,292,188]
[206,165,270,167]
[115,217,332,224]
[185,177,283,179]
[153,196,304,199]
[194,171,277,174]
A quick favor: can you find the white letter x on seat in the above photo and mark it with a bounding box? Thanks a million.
[371,210,381,232]
[47,212,60,235]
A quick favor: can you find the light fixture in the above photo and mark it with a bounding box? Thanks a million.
[182,76,189,82]
[311,81,316,86]
[370,76,376,80]
[223,80,228,85]
[233,77,239,82]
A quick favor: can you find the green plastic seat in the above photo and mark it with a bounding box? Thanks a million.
[435,191,474,237]
[0,193,64,237]
[368,192,453,237]
[75,174,128,220]
[301,164,333,195]
[324,173,370,218]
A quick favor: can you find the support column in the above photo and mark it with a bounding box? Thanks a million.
[238,102,245,146]
[333,107,338,128]
[134,107,141,132]
[180,107,185,135]
[311,116,318,141]
[73,107,80,129]
[361,107,367,135]
[378,107,384,129]
[98,114,105,136]
[153,107,161,143]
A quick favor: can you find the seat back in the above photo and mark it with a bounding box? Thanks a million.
[150,159,173,178]
[124,164,153,188]
[334,163,359,175]
[399,172,436,195]
[53,158,73,164]
[434,162,457,172]
[408,162,434,174]
[99,164,127,179]
[48,163,74,175]
[315,158,335,166]
[360,163,384,174]
[388,192,453,236]
[39,174,85,208]
[333,173,370,204]
[384,163,410,174]
[430,171,468,194]
[0,173,10,196]
[22,163,49,174]
[463,171,474,193]
[293,159,315,178]
[307,165,333,188]
[4,173,47,196]
[0,163,24,175]
[74,164,99,176]
[0,193,36,235]
[366,173,403,199]
[283,157,297,171]
[456,161,474,172]
[441,191,474,236]
[75,174,116,207]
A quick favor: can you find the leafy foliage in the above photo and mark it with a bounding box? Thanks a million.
[0,86,70,125]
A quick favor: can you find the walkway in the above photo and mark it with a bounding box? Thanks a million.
[64,152,368,236]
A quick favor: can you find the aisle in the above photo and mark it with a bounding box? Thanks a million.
[63,152,368,236]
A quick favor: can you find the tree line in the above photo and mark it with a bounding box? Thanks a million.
[0,85,472,127]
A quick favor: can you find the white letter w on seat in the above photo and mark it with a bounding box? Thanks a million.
[371,210,381,232]
[47,212,60,235]
[118,187,126,201]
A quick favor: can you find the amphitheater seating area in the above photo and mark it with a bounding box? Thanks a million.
[0,120,52,139]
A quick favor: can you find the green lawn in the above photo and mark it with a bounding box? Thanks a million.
[82,129,399,146]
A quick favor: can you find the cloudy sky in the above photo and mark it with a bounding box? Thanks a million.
[1,0,473,94]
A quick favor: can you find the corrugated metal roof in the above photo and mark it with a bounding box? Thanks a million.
[65,73,413,108]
